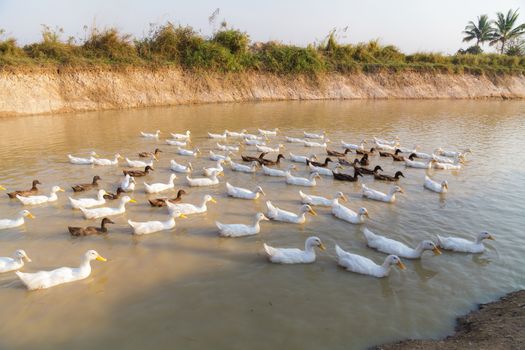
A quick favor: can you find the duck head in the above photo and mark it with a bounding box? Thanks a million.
[419,240,441,255]
[255,186,266,196]
[255,213,270,222]
[358,207,370,218]
[204,195,217,204]
[301,204,317,216]
[305,236,326,251]
[51,186,65,194]
[478,231,495,242]
[335,191,348,202]
[385,255,406,270]
[20,210,35,219]
[84,250,107,262]
[14,249,31,262]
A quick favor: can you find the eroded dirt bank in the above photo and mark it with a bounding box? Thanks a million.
[374,290,525,350]
[1,68,525,117]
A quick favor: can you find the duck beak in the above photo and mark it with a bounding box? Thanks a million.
[488,235,495,240]
[96,255,107,262]
[309,208,318,216]
[58,188,65,192]
[24,255,32,262]
[0,185,5,190]
[341,195,348,202]
[319,243,326,251]
[365,212,370,218]
[399,188,405,193]
[397,261,407,270]
[129,199,137,203]
[210,198,217,204]
[179,214,188,219]
[27,213,35,219]
[432,247,442,255]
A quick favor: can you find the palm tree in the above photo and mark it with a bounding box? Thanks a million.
[490,9,525,54]
[463,14,494,47]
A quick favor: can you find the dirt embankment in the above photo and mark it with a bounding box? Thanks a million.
[375,290,525,350]
[1,68,525,117]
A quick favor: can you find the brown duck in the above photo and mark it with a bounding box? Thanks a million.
[327,149,351,157]
[241,152,267,163]
[148,189,187,207]
[357,165,383,175]
[306,157,332,168]
[337,158,355,167]
[391,149,405,162]
[260,154,285,166]
[68,218,114,236]
[139,148,162,159]
[333,168,363,182]
[72,176,101,192]
[7,180,42,198]
[356,147,376,156]
[358,154,370,166]
[123,166,154,177]
[379,151,393,157]
[374,171,405,182]
[104,187,125,200]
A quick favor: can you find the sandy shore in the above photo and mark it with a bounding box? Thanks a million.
[374,290,525,350]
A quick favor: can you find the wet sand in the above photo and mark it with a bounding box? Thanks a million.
[375,290,525,350]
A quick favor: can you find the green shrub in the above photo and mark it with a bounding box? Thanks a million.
[212,29,249,54]
[82,28,138,63]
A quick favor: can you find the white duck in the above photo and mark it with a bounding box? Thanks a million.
[335,245,406,278]
[69,190,108,209]
[303,131,326,139]
[68,152,98,165]
[373,140,398,151]
[0,249,32,273]
[144,174,177,194]
[374,136,399,146]
[177,147,200,157]
[289,153,317,163]
[225,129,247,138]
[266,201,317,224]
[92,154,122,166]
[262,164,296,177]
[16,250,106,290]
[398,145,419,154]
[244,133,266,140]
[285,136,306,144]
[308,162,341,176]
[209,150,233,162]
[412,151,433,159]
[125,158,154,168]
[258,128,278,136]
[231,161,258,173]
[167,195,216,215]
[203,159,225,177]
[437,232,494,253]
[434,148,471,158]
[141,130,160,138]
[244,138,266,146]
[0,210,35,230]
[363,228,441,259]
[17,186,64,205]
[341,140,367,151]
[216,143,239,152]
[424,176,448,193]
[285,172,320,187]
[186,170,222,187]
[216,213,269,237]
[208,132,227,139]
[362,184,404,203]
[170,160,193,173]
[170,130,191,140]
[80,196,136,219]
[331,200,369,224]
[166,139,188,147]
[432,154,462,164]
[264,236,326,264]
[119,174,136,192]
[128,211,186,235]
[256,144,285,153]
[226,182,265,199]
[432,161,461,170]
[405,157,435,169]
[304,140,328,148]
[299,191,347,207]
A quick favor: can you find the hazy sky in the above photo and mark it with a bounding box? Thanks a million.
[0,0,523,53]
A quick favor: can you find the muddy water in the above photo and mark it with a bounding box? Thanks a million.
[0,100,524,350]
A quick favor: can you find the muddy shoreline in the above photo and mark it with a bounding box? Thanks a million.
[374,290,525,350]
[1,69,524,117]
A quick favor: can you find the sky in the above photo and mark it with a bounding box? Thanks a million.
[0,0,523,54]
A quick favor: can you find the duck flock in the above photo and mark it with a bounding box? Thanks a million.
[0,128,494,290]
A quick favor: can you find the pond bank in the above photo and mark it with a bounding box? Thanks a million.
[374,290,525,350]
[1,68,525,117]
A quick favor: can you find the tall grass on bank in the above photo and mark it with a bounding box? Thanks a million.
[0,23,524,75]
